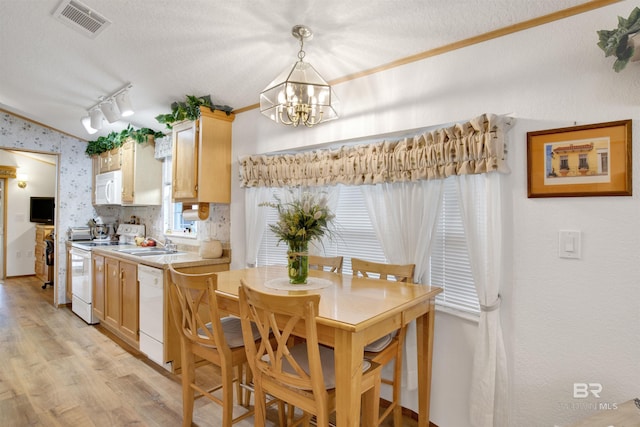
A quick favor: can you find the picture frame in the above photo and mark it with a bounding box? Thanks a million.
[527,120,632,198]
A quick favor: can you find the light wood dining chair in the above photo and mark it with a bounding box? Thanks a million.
[308,255,343,273]
[168,265,259,427]
[238,280,382,427]
[350,257,416,427]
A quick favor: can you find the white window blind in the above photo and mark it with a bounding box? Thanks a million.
[256,185,387,275]
[430,178,480,314]
[255,180,480,315]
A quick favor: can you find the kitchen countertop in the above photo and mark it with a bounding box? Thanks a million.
[90,245,231,269]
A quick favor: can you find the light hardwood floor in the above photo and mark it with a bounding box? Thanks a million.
[0,276,419,427]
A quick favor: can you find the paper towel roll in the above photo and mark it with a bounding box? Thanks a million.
[182,209,200,221]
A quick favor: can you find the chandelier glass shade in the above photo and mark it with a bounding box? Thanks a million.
[260,25,339,127]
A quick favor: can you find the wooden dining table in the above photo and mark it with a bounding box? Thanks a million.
[213,266,442,427]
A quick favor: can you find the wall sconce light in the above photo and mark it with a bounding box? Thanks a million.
[17,173,28,189]
[82,83,134,134]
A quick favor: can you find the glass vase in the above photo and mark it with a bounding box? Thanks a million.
[287,241,309,284]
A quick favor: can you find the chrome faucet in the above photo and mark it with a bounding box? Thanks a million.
[164,238,177,253]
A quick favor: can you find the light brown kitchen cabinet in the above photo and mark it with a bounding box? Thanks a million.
[91,253,105,321]
[120,138,162,205]
[34,225,54,284]
[103,255,139,347]
[104,257,120,330]
[172,108,234,203]
[98,147,121,173]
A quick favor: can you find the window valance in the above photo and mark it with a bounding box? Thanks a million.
[239,113,512,188]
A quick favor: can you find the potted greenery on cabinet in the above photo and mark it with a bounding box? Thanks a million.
[155,94,232,129]
[597,6,640,72]
[85,125,165,157]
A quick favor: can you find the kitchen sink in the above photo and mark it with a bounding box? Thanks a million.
[114,248,184,257]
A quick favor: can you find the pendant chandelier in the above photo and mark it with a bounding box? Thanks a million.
[260,25,339,128]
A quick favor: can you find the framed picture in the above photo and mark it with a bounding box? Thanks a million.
[527,120,632,198]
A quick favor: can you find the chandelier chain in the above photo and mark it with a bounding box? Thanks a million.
[297,38,306,61]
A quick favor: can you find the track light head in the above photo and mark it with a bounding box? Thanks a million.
[115,88,134,117]
[81,116,98,134]
[89,108,104,130]
[100,99,120,123]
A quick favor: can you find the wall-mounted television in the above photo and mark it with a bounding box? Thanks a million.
[30,197,55,224]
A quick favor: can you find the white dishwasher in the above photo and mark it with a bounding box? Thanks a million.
[138,264,169,369]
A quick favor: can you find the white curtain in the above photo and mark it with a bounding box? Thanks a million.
[244,187,274,267]
[456,173,509,427]
[361,179,444,390]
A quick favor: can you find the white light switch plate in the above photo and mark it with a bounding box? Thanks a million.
[559,230,581,259]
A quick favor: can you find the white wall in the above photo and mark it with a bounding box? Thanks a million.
[231,2,640,426]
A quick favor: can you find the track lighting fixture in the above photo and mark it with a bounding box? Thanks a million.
[82,83,134,134]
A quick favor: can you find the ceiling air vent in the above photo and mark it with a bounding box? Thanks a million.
[53,0,111,38]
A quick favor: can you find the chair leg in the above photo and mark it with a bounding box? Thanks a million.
[253,381,267,427]
[221,361,234,427]
[181,345,195,427]
[392,330,406,427]
[235,364,244,406]
[362,374,382,427]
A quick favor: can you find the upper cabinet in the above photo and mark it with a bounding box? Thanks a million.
[98,147,122,173]
[120,138,162,206]
[92,137,162,206]
[172,108,235,204]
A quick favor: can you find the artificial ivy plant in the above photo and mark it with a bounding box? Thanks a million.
[85,124,165,157]
[597,6,640,72]
[155,94,233,129]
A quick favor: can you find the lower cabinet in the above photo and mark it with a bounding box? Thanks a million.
[99,255,139,347]
[90,252,229,369]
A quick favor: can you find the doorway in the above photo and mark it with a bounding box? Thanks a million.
[0,150,58,303]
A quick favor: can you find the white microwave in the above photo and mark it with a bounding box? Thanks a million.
[95,170,123,205]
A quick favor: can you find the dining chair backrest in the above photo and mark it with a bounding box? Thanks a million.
[169,265,230,352]
[239,279,383,427]
[351,258,415,282]
[308,255,343,273]
[239,282,324,395]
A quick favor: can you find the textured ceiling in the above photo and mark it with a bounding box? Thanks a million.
[0,0,611,140]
